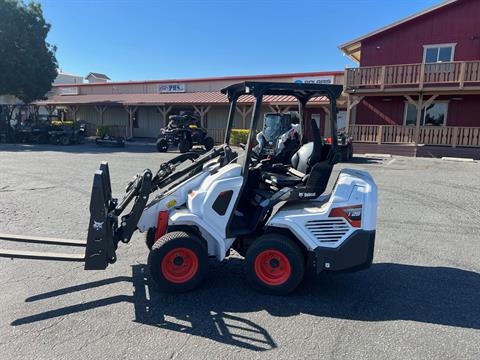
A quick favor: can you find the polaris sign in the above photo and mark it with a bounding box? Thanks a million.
[293,76,334,85]
[158,83,186,93]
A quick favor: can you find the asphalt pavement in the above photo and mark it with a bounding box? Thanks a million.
[0,142,479,359]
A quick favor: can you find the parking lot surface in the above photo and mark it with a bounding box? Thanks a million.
[0,143,479,360]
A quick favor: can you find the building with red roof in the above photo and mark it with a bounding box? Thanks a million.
[340,0,480,149]
[38,71,344,140]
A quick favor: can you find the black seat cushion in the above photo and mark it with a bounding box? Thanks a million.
[291,142,314,174]
[262,172,303,187]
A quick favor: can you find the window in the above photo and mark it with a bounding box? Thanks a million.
[404,102,448,127]
[423,44,455,63]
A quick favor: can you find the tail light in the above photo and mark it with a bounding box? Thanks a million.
[154,210,169,240]
[329,205,362,228]
[326,137,332,144]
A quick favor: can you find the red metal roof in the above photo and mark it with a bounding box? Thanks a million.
[52,70,343,88]
[36,91,329,106]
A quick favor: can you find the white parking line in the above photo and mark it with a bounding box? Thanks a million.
[385,158,396,166]
[441,157,475,163]
[364,153,392,158]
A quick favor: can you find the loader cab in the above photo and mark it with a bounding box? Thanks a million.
[219,81,343,237]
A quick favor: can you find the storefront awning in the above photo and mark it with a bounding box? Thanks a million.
[35,91,329,107]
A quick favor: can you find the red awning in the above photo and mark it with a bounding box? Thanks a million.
[35,91,328,106]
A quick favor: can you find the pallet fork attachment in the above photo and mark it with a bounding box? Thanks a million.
[1,151,212,269]
[0,234,86,261]
[0,162,146,269]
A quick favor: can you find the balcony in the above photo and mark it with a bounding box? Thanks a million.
[350,124,480,148]
[345,61,480,93]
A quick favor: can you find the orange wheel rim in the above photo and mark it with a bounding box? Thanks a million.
[254,249,291,286]
[161,248,199,283]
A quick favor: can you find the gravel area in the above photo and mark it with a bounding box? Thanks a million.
[0,143,479,360]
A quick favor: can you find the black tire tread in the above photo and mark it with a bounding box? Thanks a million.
[148,231,208,293]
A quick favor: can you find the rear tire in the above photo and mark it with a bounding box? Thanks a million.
[178,139,191,153]
[148,231,208,293]
[156,138,168,152]
[60,135,70,146]
[203,136,214,151]
[245,234,305,295]
[342,144,353,161]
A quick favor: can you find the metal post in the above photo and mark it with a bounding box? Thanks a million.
[298,98,307,144]
[224,97,237,145]
[242,95,263,176]
[330,95,338,148]
[414,94,423,147]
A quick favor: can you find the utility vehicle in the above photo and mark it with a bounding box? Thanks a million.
[156,114,215,153]
[10,114,52,144]
[0,82,377,295]
[49,121,87,145]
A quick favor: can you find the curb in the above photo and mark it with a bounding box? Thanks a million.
[363,153,392,158]
[441,157,475,162]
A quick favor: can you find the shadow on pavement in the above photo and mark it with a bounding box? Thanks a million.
[0,142,159,154]
[11,261,480,352]
[348,156,385,164]
[0,143,215,155]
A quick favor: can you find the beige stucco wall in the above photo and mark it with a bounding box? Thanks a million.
[53,74,344,96]
[74,103,279,140]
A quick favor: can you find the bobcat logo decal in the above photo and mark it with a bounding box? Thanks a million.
[93,221,104,230]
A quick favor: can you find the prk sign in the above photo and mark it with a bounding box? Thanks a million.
[59,87,79,95]
[293,76,334,85]
[158,83,186,93]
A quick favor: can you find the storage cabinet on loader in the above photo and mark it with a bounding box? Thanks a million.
[0,82,377,295]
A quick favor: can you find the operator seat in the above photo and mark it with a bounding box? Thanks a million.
[262,119,330,188]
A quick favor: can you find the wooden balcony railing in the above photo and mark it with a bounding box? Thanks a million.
[350,125,480,148]
[345,61,480,91]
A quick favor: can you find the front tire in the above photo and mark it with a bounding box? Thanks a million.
[178,139,191,153]
[156,138,168,152]
[203,136,214,151]
[148,231,208,293]
[245,234,305,295]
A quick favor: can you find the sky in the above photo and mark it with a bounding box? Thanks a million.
[40,0,442,82]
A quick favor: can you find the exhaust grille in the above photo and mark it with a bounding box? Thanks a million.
[305,219,350,243]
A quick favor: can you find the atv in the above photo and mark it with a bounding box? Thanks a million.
[49,121,87,145]
[156,114,215,153]
[324,132,354,161]
[0,82,377,296]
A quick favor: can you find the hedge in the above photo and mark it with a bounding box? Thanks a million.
[51,120,74,127]
[230,129,251,146]
[96,125,111,137]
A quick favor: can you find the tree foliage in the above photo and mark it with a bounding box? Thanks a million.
[0,0,58,103]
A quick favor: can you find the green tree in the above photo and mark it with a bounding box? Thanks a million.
[0,0,57,103]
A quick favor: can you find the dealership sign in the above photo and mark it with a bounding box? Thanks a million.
[158,83,186,93]
[293,76,334,84]
[59,87,79,96]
